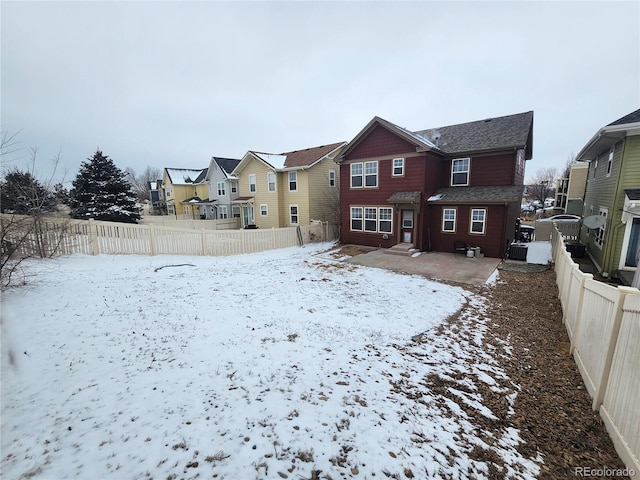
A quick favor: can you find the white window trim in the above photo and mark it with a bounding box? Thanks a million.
[289,204,299,225]
[329,169,336,187]
[219,205,228,219]
[249,174,256,193]
[364,161,378,188]
[217,182,226,197]
[288,171,298,192]
[350,206,363,231]
[392,158,405,177]
[595,207,608,249]
[260,204,268,216]
[451,158,470,186]
[379,207,393,233]
[469,208,486,235]
[350,163,363,188]
[606,146,614,177]
[364,207,377,232]
[267,172,276,192]
[231,181,238,194]
[442,208,456,233]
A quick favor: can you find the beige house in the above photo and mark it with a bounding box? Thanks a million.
[555,162,589,215]
[231,142,345,228]
[162,168,208,218]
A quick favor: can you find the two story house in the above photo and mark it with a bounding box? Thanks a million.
[338,111,534,258]
[162,167,208,218]
[577,108,640,285]
[231,142,345,228]
[204,157,241,220]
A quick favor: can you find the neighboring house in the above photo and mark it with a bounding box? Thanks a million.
[577,108,640,284]
[338,111,534,258]
[204,157,242,220]
[231,142,345,228]
[162,168,208,218]
[555,162,589,215]
[149,179,166,215]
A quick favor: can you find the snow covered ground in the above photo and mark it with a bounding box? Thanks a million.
[1,243,542,479]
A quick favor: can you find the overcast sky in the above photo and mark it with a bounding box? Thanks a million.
[2,1,638,186]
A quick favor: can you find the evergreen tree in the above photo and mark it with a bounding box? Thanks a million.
[69,150,141,223]
[0,169,57,214]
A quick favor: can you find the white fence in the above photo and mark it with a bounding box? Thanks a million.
[139,216,240,230]
[534,219,581,242]
[3,215,336,258]
[552,226,640,473]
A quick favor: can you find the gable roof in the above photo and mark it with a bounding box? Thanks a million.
[234,142,346,174]
[212,157,241,177]
[341,111,534,160]
[415,111,534,158]
[577,108,640,160]
[165,168,208,185]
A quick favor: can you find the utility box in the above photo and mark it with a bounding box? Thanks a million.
[565,241,586,258]
[509,243,528,261]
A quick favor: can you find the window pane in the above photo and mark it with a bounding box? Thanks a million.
[351,219,362,230]
[352,176,363,187]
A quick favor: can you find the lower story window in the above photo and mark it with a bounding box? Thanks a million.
[350,206,393,233]
[260,204,268,216]
[364,207,377,232]
[290,205,299,224]
[232,205,241,218]
[442,208,456,232]
[470,208,486,234]
[219,205,228,219]
[595,207,607,248]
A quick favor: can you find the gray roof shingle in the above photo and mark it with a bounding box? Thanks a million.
[414,111,533,156]
[608,109,640,126]
[624,188,640,200]
[427,185,525,204]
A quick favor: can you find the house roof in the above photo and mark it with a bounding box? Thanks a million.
[624,188,640,201]
[212,157,241,177]
[387,191,422,203]
[577,108,640,160]
[235,142,346,174]
[340,111,534,161]
[427,185,525,204]
[415,111,534,158]
[165,168,208,185]
[608,109,640,126]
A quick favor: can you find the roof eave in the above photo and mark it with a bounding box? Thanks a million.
[576,122,640,160]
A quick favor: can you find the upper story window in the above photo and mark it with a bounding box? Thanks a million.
[351,163,363,188]
[593,158,598,179]
[451,158,470,186]
[217,182,225,196]
[392,158,405,176]
[231,181,238,194]
[249,174,256,193]
[289,171,297,191]
[329,170,336,187]
[268,172,276,192]
[515,149,525,181]
[470,208,486,234]
[365,161,378,187]
[606,146,614,177]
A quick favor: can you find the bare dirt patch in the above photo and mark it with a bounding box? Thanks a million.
[482,269,629,479]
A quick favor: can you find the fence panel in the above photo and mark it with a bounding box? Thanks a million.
[599,293,640,473]
[564,267,592,349]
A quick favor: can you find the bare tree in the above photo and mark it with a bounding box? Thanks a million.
[1,136,70,287]
[527,167,558,205]
[125,166,162,202]
[560,153,576,180]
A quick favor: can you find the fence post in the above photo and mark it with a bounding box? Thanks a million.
[201,229,207,256]
[149,224,156,256]
[568,272,592,354]
[88,219,99,255]
[241,228,246,254]
[272,228,276,250]
[592,286,638,411]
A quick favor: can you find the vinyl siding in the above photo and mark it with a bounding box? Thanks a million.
[279,170,310,226]
[238,157,280,229]
[307,157,340,223]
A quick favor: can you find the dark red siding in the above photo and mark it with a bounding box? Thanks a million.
[439,153,518,187]
[348,125,417,160]
[425,204,508,258]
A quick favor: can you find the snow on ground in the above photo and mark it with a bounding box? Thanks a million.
[526,241,553,265]
[1,243,541,479]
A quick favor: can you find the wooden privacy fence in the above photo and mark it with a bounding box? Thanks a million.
[3,215,336,258]
[535,219,581,242]
[551,226,640,474]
